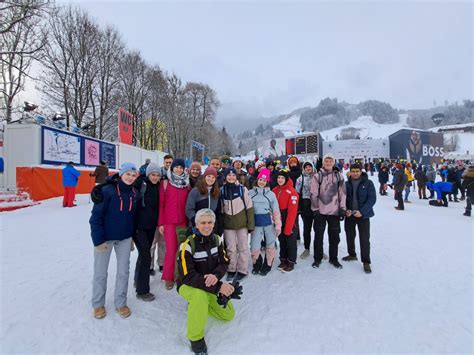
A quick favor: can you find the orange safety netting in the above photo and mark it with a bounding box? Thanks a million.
[16,167,114,201]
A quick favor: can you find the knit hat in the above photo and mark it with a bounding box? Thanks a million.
[287,156,299,167]
[303,162,314,170]
[257,168,271,182]
[203,167,218,178]
[146,162,161,177]
[171,158,185,170]
[255,160,266,169]
[190,162,202,171]
[223,167,237,178]
[276,170,289,184]
[323,153,335,161]
[265,159,276,168]
[119,162,138,176]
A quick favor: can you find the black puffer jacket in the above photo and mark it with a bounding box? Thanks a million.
[135,176,160,230]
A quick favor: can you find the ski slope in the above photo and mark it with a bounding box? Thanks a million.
[1,174,473,354]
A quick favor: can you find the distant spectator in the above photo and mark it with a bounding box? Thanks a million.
[90,160,109,185]
[62,161,81,207]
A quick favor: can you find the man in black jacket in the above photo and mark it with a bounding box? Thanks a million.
[392,163,407,210]
[343,164,377,273]
[133,163,160,302]
[177,209,237,355]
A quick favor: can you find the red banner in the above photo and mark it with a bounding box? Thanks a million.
[118,108,133,145]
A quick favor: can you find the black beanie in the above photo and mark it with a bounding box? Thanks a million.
[276,170,289,184]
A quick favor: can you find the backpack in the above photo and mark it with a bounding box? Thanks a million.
[91,175,118,203]
[174,228,221,280]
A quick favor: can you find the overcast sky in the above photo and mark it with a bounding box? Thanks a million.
[64,0,472,122]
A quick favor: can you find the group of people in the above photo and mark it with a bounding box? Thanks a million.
[376,159,473,216]
[87,152,379,354]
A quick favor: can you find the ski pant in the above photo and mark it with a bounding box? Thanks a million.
[179,284,235,341]
[224,228,250,274]
[466,196,472,214]
[441,191,449,206]
[151,227,165,269]
[313,213,341,262]
[162,223,187,281]
[301,213,314,250]
[428,180,435,198]
[250,225,276,266]
[456,181,465,199]
[418,185,426,199]
[63,186,76,207]
[91,237,131,309]
[379,182,387,195]
[278,210,298,263]
[395,190,404,210]
[344,216,371,264]
[133,228,155,295]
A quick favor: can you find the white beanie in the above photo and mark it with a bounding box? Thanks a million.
[323,153,335,161]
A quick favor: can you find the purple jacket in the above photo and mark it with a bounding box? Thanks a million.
[310,169,346,216]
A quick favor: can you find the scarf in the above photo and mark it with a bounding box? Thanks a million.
[167,168,190,188]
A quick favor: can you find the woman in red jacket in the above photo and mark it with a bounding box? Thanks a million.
[158,159,190,289]
[272,170,299,273]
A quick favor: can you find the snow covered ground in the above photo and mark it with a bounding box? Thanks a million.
[1,174,473,354]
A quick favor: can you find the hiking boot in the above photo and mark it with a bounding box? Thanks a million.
[312,259,322,268]
[282,261,295,273]
[342,255,358,262]
[277,259,287,271]
[463,211,471,217]
[116,306,131,318]
[363,263,372,274]
[226,272,236,281]
[394,206,404,211]
[165,280,174,290]
[136,292,155,302]
[190,338,208,354]
[93,306,106,319]
[329,259,343,269]
[150,269,156,276]
[300,249,310,259]
[252,255,263,275]
[234,272,247,282]
[259,263,272,276]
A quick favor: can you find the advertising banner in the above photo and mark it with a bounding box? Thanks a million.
[118,108,133,145]
[389,129,444,164]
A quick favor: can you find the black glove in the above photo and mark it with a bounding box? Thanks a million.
[338,209,345,221]
[217,281,243,308]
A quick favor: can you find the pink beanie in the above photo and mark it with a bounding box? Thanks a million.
[257,168,271,182]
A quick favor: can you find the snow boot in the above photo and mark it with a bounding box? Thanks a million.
[234,272,247,282]
[252,255,263,275]
[363,263,372,274]
[136,292,155,302]
[226,272,236,281]
[259,262,272,276]
[190,338,208,355]
[329,259,343,269]
[282,261,295,273]
[312,259,322,268]
[300,249,310,259]
[277,259,287,271]
[463,210,471,217]
[116,306,131,319]
[342,255,358,261]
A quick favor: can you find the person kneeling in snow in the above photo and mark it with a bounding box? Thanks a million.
[176,209,241,355]
[426,181,454,207]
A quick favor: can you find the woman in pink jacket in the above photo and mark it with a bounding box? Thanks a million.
[158,159,190,290]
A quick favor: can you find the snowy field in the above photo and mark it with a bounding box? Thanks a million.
[1,175,473,354]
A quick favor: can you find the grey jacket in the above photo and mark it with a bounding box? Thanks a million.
[295,173,313,199]
[249,187,282,232]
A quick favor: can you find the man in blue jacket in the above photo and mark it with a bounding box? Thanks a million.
[62,161,81,207]
[426,181,454,207]
[342,163,377,274]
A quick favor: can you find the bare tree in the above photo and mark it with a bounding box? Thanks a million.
[39,6,100,128]
[1,0,49,122]
[89,26,124,139]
